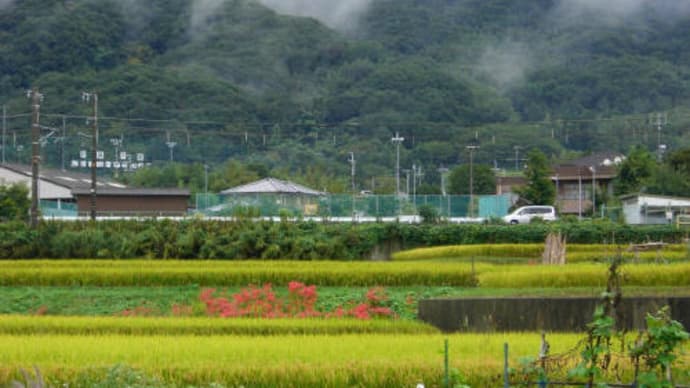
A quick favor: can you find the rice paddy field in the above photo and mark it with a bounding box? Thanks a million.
[1,244,689,387]
[0,332,585,387]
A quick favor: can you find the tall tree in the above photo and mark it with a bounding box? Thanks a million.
[0,183,30,221]
[448,164,496,195]
[520,149,555,205]
[613,147,655,196]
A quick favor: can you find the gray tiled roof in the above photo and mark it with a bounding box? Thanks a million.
[220,178,324,196]
[1,163,123,190]
[2,163,189,197]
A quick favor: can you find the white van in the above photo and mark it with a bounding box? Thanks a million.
[503,206,557,224]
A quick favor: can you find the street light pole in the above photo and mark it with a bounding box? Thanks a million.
[349,152,356,221]
[391,132,404,196]
[590,166,596,217]
[466,145,480,218]
[578,167,583,220]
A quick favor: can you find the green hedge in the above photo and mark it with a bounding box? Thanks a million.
[0,219,687,259]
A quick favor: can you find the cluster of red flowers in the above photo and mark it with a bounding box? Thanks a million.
[325,286,393,319]
[200,282,394,320]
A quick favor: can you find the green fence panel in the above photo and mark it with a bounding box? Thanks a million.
[479,194,512,218]
[40,200,78,218]
[194,193,510,218]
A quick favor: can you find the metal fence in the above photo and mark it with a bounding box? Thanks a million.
[40,200,78,218]
[500,342,690,388]
[194,193,514,219]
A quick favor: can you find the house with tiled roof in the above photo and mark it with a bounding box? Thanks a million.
[551,152,625,216]
[219,178,325,216]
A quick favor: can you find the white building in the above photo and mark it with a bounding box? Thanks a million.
[621,193,690,225]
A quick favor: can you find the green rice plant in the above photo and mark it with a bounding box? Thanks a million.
[0,260,481,287]
[0,315,438,336]
[479,263,690,288]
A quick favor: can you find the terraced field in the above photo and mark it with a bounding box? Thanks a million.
[2,245,689,387]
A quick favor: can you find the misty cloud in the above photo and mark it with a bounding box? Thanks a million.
[256,0,373,31]
[190,0,226,35]
[476,42,533,92]
[0,0,14,9]
[552,0,690,26]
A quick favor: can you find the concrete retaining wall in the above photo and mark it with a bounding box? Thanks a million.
[418,297,690,332]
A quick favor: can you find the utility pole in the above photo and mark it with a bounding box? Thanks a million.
[166,131,177,162]
[61,115,66,171]
[110,136,123,177]
[466,145,479,218]
[82,92,98,221]
[2,105,6,164]
[349,152,356,221]
[590,166,596,217]
[28,88,42,229]
[513,145,522,171]
[578,167,583,220]
[204,164,209,212]
[412,163,417,207]
[391,132,404,196]
[651,112,668,162]
[437,166,449,196]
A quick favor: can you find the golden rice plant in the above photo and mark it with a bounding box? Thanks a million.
[479,263,690,288]
[0,260,480,287]
[0,315,438,336]
[393,244,688,262]
[0,333,587,387]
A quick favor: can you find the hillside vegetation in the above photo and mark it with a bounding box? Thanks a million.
[2,0,690,191]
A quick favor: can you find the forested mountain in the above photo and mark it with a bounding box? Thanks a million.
[2,0,690,193]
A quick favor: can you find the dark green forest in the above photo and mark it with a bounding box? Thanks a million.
[2,0,690,193]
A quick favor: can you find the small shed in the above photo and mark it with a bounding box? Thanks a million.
[71,187,190,217]
[620,194,690,225]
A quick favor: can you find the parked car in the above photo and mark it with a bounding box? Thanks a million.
[503,205,557,224]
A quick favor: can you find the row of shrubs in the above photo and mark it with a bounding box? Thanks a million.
[0,219,688,259]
